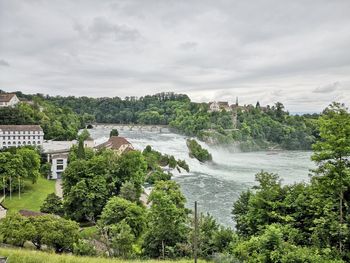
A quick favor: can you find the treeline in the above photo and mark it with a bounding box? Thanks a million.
[46,92,318,150]
[47,92,190,124]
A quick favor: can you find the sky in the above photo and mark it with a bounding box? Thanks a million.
[0,0,350,112]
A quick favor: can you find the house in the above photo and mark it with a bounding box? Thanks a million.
[0,93,20,107]
[208,101,231,112]
[96,136,134,154]
[49,153,68,180]
[0,125,44,149]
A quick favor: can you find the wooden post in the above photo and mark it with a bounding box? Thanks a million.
[194,201,198,263]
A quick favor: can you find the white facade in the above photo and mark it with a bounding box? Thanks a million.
[0,125,44,150]
[50,153,68,179]
[209,101,220,112]
[0,94,20,107]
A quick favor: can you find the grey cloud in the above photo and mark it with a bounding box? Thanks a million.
[74,17,141,42]
[0,59,10,67]
[313,82,340,93]
[1,0,350,112]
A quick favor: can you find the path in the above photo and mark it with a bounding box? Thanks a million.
[55,179,63,198]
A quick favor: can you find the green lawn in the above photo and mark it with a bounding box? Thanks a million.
[0,247,207,263]
[2,177,55,212]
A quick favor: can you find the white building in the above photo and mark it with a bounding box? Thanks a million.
[49,153,68,180]
[208,101,231,112]
[0,93,20,107]
[0,125,44,149]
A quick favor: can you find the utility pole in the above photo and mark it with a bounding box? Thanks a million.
[9,176,12,200]
[3,177,5,199]
[18,175,21,199]
[194,201,198,263]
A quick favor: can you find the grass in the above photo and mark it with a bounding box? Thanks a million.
[0,247,207,263]
[2,177,55,212]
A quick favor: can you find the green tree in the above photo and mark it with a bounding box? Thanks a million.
[41,215,80,253]
[98,197,145,237]
[0,212,31,247]
[143,180,188,258]
[110,129,119,137]
[311,102,350,253]
[40,193,64,216]
[101,220,135,258]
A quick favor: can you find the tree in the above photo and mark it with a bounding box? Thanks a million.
[41,215,80,253]
[104,220,135,258]
[110,129,119,137]
[98,197,145,237]
[119,181,138,202]
[311,102,350,253]
[16,148,40,183]
[40,193,64,216]
[143,180,189,258]
[77,138,85,159]
[0,212,31,247]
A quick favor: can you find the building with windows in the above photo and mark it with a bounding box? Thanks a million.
[0,93,20,107]
[49,153,68,180]
[208,101,231,112]
[0,125,44,149]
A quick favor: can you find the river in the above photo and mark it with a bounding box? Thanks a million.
[88,126,315,227]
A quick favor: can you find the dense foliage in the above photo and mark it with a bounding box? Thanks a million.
[0,212,79,252]
[231,102,350,262]
[186,139,212,162]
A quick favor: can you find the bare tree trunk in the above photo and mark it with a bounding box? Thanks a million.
[162,240,165,259]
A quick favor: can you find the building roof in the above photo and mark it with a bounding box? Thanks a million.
[0,93,16,102]
[19,209,47,217]
[0,125,43,132]
[51,153,69,159]
[96,136,133,151]
[85,136,94,141]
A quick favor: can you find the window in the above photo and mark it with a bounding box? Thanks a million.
[28,141,31,144]
[33,141,36,145]
[37,141,40,144]
[56,165,64,170]
[57,159,64,164]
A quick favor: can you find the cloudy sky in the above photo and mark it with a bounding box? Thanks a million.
[0,0,349,112]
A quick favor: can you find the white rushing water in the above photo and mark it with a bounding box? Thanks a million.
[88,126,315,227]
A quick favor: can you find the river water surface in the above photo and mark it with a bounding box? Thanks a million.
[88,126,314,227]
